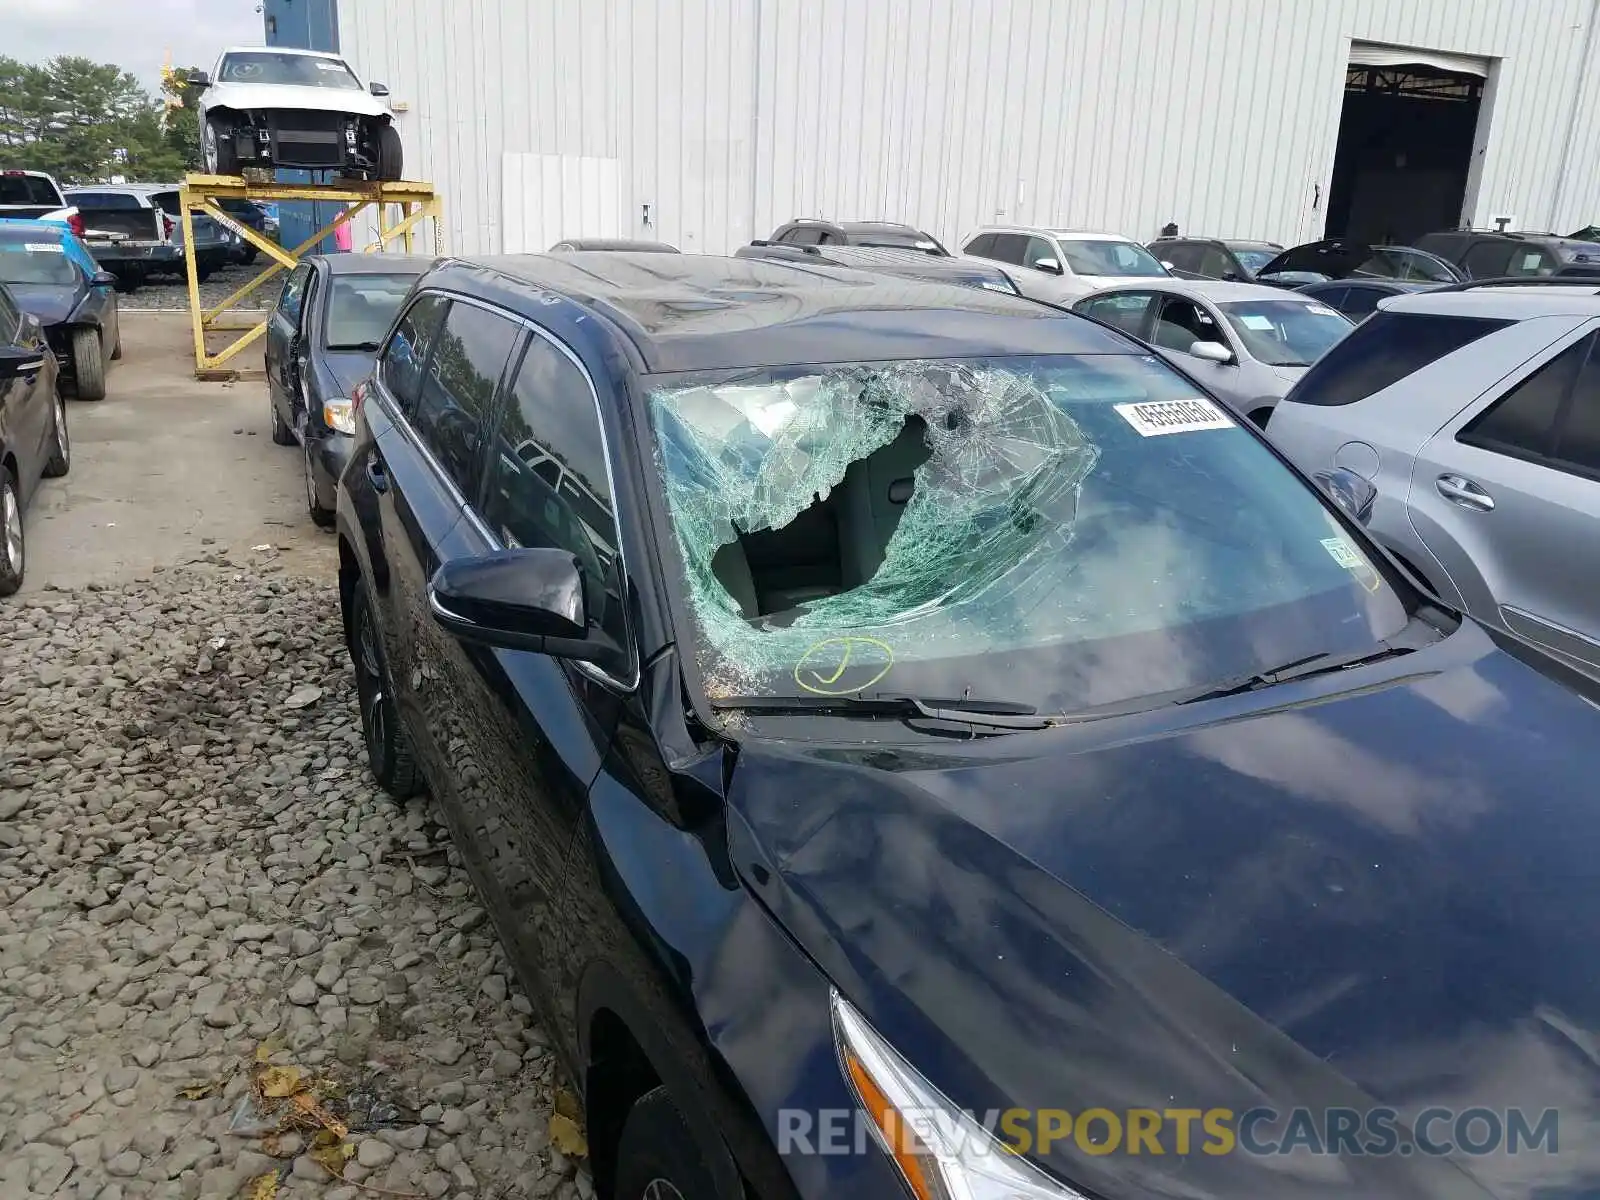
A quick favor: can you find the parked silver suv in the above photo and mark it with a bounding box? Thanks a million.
[1269,280,1600,674]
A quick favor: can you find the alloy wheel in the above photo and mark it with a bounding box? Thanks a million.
[642,1183,686,1200]
[55,396,69,462]
[1,482,22,580]
[354,600,389,772]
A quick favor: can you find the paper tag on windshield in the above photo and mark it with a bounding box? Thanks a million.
[24,242,63,253]
[1114,397,1234,437]
[1237,314,1274,330]
[1321,537,1363,568]
[1306,304,1338,316]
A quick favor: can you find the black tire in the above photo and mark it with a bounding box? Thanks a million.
[0,467,24,598]
[196,262,214,283]
[239,245,259,266]
[269,390,296,445]
[613,1088,720,1200]
[110,319,122,360]
[305,439,335,529]
[375,123,404,182]
[71,327,106,401]
[205,116,240,176]
[350,584,421,798]
[42,388,70,479]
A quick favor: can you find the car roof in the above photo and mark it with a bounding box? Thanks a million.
[1090,279,1311,303]
[554,238,679,252]
[0,221,67,239]
[421,252,1129,373]
[315,253,437,276]
[974,226,1132,241]
[1382,284,1600,319]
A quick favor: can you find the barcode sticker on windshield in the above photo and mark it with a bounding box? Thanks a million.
[1321,537,1363,568]
[1114,397,1234,437]
[24,242,63,253]
[1306,304,1339,317]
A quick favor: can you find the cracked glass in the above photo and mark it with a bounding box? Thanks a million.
[647,353,1408,714]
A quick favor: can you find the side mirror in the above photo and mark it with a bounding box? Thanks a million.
[91,269,117,287]
[186,70,211,88]
[0,344,46,378]
[369,81,390,97]
[1313,468,1378,526]
[1221,270,1242,282]
[429,547,619,666]
[1187,340,1234,364]
[1032,257,1063,275]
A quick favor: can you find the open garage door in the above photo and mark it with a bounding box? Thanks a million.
[1325,43,1489,244]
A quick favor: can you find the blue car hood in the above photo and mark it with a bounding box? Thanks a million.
[727,624,1600,1199]
[8,282,82,326]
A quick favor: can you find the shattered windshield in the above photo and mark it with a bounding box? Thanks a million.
[648,354,1409,717]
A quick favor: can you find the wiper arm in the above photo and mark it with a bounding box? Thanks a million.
[326,340,382,352]
[711,692,1051,730]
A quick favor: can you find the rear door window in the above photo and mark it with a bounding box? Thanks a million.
[1077,292,1156,338]
[1458,336,1587,460]
[1199,246,1235,278]
[413,301,522,499]
[1554,338,1600,474]
[1462,241,1515,278]
[1156,242,1199,271]
[988,234,1030,266]
[1285,312,1511,407]
[377,292,449,417]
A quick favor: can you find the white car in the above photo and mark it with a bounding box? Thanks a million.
[957,226,1173,303]
[192,47,402,181]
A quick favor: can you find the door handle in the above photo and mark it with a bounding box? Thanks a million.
[365,451,389,494]
[1436,473,1494,512]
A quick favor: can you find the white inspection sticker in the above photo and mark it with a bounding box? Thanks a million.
[1306,304,1339,317]
[1237,314,1274,330]
[24,242,63,252]
[1321,537,1363,568]
[1114,397,1235,436]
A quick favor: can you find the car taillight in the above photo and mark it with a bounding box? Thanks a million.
[162,213,175,238]
[351,380,370,416]
[68,212,85,237]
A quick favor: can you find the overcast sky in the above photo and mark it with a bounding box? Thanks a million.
[5,0,263,93]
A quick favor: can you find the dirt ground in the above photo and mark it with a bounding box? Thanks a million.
[23,312,334,593]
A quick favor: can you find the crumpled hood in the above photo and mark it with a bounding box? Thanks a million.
[319,349,378,400]
[205,82,389,119]
[1271,363,1309,384]
[8,283,82,326]
[728,627,1600,1199]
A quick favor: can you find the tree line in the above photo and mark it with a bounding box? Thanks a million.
[0,55,204,183]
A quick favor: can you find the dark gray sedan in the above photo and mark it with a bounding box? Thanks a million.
[265,253,435,526]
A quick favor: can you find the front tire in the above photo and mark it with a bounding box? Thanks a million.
[612,1088,720,1200]
[204,116,240,175]
[71,328,106,401]
[42,388,70,478]
[375,123,404,182]
[0,468,24,598]
[304,438,334,528]
[269,389,296,445]
[349,584,422,798]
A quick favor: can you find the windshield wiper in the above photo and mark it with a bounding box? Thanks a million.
[711,692,1051,730]
[327,340,382,352]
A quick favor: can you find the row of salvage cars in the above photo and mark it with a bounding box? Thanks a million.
[253,228,1600,1200]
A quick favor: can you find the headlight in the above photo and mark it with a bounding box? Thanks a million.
[323,398,355,435]
[832,990,1086,1199]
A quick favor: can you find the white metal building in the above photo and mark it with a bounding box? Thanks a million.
[336,0,1600,257]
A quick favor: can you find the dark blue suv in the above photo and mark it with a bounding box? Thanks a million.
[336,252,1600,1200]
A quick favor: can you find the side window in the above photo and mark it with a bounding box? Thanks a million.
[1200,246,1236,279]
[277,264,312,326]
[1287,312,1511,407]
[963,233,995,258]
[1505,247,1558,278]
[0,284,20,344]
[1023,236,1059,271]
[1553,337,1600,473]
[1462,241,1515,278]
[989,234,1030,266]
[1338,287,1380,316]
[378,292,448,416]
[1080,293,1155,337]
[481,333,626,649]
[1458,335,1588,459]
[788,228,822,246]
[414,302,522,499]
[297,271,319,337]
[1154,296,1226,352]
[1154,243,1195,271]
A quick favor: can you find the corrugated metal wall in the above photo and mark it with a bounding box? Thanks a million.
[339,0,1600,256]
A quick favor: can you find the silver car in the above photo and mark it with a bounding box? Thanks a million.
[1269,281,1600,676]
[1073,280,1354,426]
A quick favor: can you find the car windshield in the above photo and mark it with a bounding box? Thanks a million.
[1219,299,1353,366]
[1058,239,1168,277]
[324,274,417,349]
[219,52,363,90]
[1230,248,1278,273]
[647,352,1408,716]
[0,238,77,285]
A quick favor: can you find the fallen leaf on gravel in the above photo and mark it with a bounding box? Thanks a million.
[178,1080,219,1100]
[549,1112,588,1158]
[309,1128,353,1176]
[259,1065,305,1098]
[293,1091,348,1138]
[246,1172,279,1200]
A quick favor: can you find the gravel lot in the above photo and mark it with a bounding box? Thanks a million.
[0,560,586,1199]
[125,262,279,313]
